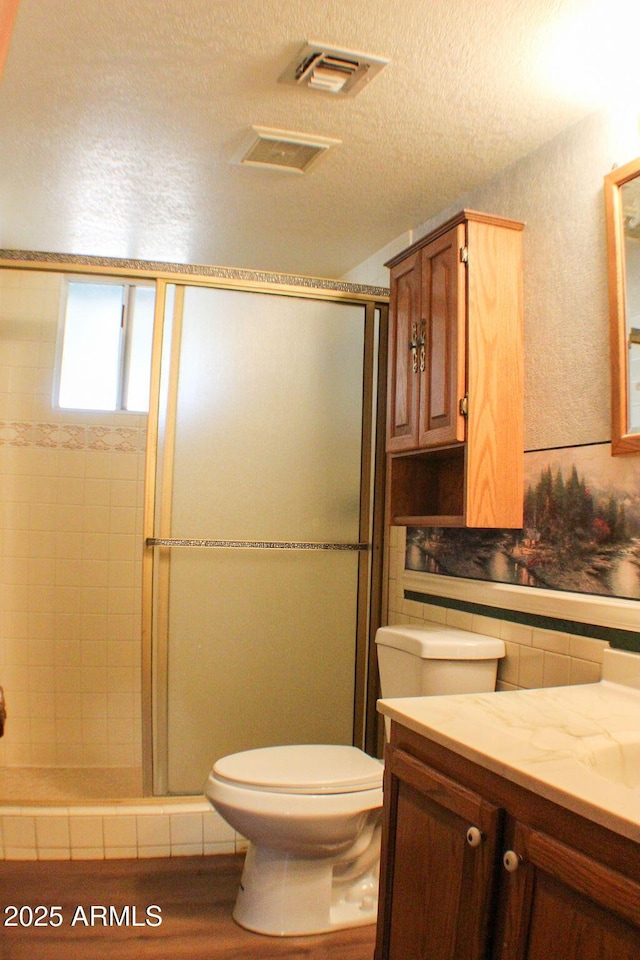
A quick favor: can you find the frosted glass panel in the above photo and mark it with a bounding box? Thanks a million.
[171,287,364,542]
[161,287,367,794]
[59,281,124,410]
[167,550,359,793]
[124,285,154,412]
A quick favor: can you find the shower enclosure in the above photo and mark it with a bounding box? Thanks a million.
[145,281,386,795]
[0,258,387,803]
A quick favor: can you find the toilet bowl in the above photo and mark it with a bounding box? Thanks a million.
[205,744,383,936]
[205,624,505,936]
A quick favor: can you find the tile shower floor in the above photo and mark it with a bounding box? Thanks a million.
[0,767,143,803]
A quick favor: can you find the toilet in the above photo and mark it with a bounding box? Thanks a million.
[205,623,505,936]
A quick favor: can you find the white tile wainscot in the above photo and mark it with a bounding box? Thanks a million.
[0,797,248,861]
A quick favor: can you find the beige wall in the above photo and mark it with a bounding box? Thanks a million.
[348,108,640,450]
[0,269,145,769]
[345,107,640,687]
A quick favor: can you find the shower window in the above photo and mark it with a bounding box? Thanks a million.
[57,278,155,412]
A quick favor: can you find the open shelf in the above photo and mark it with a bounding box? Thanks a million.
[387,446,466,526]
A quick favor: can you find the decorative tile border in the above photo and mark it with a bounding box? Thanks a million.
[403,588,640,650]
[0,421,147,453]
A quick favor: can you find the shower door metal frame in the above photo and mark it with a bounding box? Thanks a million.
[0,251,388,798]
[141,276,388,796]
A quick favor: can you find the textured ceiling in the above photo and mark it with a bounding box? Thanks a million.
[0,0,611,278]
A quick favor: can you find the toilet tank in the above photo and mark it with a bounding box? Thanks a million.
[375,624,505,699]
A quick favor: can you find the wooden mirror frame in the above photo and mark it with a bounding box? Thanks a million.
[604,156,640,455]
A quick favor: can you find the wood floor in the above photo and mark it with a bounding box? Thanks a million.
[0,854,377,960]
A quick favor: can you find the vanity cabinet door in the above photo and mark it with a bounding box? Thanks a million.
[375,744,503,960]
[495,820,640,960]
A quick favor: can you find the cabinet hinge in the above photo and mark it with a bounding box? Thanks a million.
[460,246,469,264]
[459,394,469,417]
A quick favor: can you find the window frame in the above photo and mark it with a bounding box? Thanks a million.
[55,275,155,414]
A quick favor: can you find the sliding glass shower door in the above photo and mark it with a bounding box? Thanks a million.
[150,284,375,795]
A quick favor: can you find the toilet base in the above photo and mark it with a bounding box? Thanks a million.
[233,837,380,936]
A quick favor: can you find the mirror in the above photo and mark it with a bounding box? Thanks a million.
[604,156,640,454]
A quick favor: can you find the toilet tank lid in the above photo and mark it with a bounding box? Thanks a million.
[375,624,505,660]
[212,744,383,794]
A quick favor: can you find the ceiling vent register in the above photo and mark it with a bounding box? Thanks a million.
[233,126,341,174]
[279,41,389,97]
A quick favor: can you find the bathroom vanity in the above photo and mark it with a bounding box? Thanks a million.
[375,650,640,959]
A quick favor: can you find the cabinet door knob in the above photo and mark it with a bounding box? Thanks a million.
[503,850,522,873]
[466,826,483,847]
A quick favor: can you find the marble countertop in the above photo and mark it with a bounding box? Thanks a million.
[378,648,640,843]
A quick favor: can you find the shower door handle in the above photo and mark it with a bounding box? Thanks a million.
[146,538,370,551]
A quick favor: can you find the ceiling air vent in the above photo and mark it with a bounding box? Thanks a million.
[233,126,341,174]
[279,41,389,97]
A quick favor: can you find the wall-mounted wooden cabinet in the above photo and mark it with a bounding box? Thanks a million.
[385,210,524,527]
[375,727,640,960]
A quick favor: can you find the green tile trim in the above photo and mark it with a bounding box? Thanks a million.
[404,590,640,653]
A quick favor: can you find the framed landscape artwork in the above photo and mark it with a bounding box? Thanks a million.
[405,442,640,600]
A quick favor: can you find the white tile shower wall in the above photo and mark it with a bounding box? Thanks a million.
[385,526,608,691]
[0,269,146,769]
[0,799,247,860]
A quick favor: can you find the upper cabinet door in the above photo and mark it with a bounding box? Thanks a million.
[418,223,467,448]
[387,250,422,452]
[386,226,466,454]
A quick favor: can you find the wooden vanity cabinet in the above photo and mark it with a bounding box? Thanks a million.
[376,743,502,960]
[495,819,640,960]
[375,727,640,960]
[385,210,524,527]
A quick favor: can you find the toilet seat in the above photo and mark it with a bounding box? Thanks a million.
[212,744,383,795]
